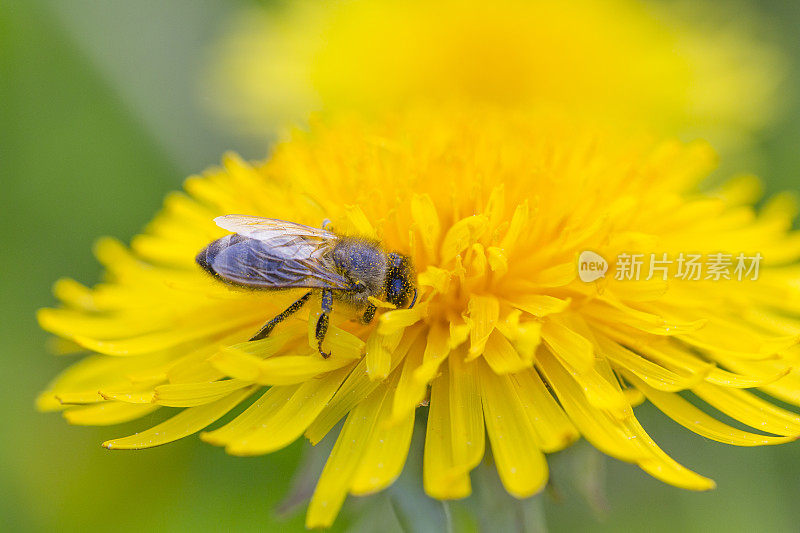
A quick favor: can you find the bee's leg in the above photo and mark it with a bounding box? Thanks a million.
[249,291,312,341]
[361,303,377,324]
[315,289,333,358]
[408,288,418,309]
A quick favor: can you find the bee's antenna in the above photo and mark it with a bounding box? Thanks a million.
[408,288,418,309]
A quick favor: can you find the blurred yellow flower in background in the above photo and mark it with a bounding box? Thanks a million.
[203,0,783,151]
[39,110,800,528]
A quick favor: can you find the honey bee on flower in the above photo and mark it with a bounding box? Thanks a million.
[196,214,417,357]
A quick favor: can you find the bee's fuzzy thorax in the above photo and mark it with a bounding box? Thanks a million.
[331,236,389,307]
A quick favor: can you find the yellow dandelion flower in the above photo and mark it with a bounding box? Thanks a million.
[203,0,782,150]
[39,110,800,528]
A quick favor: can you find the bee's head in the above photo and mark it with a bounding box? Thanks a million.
[385,252,417,308]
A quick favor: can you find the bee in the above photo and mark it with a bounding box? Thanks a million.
[196,215,417,358]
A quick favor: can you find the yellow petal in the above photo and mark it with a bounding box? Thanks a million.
[224,320,306,358]
[36,392,64,412]
[539,350,714,489]
[681,329,792,361]
[378,307,424,336]
[760,334,800,356]
[628,374,796,446]
[423,363,472,500]
[693,383,800,436]
[511,370,579,453]
[482,330,529,374]
[585,301,705,336]
[515,321,543,361]
[391,335,429,423]
[466,294,499,358]
[38,307,163,342]
[365,328,402,381]
[479,361,548,498]
[103,386,256,449]
[153,379,252,407]
[318,324,367,359]
[46,336,86,356]
[531,262,575,288]
[36,352,170,410]
[306,382,390,529]
[201,385,298,446]
[411,193,441,261]
[486,246,508,277]
[447,353,485,476]
[541,317,594,373]
[71,312,262,356]
[413,322,451,384]
[448,321,471,350]
[499,202,529,252]
[572,354,633,414]
[131,234,196,267]
[467,243,488,280]
[704,366,790,388]
[418,266,451,294]
[506,294,570,317]
[597,327,714,377]
[64,402,160,426]
[495,310,542,361]
[342,204,378,238]
[594,331,708,392]
[52,278,97,311]
[208,349,262,382]
[484,184,506,231]
[367,296,396,309]
[608,278,669,302]
[55,391,105,405]
[351,374,416,495]
[537,349,640,461]
[306,326,424,444]
[255,354,358,386]
[715,173,763,206]
[622,415,716,490]
[225,367,350,456]
[99,386,156,404]
[166,329,249,384]
[441,214,489,261]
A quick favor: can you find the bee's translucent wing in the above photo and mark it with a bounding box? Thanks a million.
[214,215,335,245]
[199,216,352,290]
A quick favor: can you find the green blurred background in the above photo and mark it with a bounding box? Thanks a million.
[2,0,800,531]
